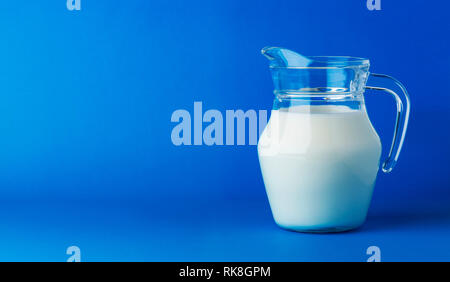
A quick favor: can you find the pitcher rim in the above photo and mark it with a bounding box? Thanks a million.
[269,56,370,69]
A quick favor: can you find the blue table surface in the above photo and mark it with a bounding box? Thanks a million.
[1,191,449,262]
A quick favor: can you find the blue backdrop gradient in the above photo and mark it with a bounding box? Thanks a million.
[0,0,449,261]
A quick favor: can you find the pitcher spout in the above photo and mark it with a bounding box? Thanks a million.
[261,46,312,68]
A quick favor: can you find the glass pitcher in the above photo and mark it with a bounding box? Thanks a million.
[258,47,410,233]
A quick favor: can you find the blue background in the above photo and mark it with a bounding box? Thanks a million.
[0,0,448,261]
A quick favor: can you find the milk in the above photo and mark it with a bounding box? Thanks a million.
[258,105,381,232]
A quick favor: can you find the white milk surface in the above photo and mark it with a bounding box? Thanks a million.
[258,105,381,232]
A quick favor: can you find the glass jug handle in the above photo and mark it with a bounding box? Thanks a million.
[365,73,411,173]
